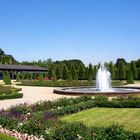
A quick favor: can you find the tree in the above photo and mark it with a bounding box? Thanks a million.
[48,66,53,79]
[136,59,140,68]
[117,61,126,80]
[130,61,138,80]
[138,68,140,80]
[21,72,25,80]
[67,71,72,81]
[32,73,37,80]
[52,71,57,82]
[88,72,92,81]
[25,73,30,80]
[0,48,5,56]
[85,67,89,80]
[3,71,11,85]
[55,66,61,79]
[127,69,134,84]
[109,62,115,80]
[88,64,93,80]
[46,58,53,68]
[70,64,77,80]
[116,58,127,67]
[16,73,20,81]
[39,73,44,81]
[62,64,69,80]
[93,66,97,80]
[78,64,85,80]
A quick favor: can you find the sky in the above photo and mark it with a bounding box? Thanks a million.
[0,0,140,65]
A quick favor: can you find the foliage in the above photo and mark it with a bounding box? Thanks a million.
[21,72,25,80]
[93,66,97,80]
[0,133,18,140]
[130,61,138,80]
[55,66,61,79]
[67,71,72,81]
[109,62,115,79]
[127,68,134,84]
[3,71,11,85]
[21,80,94,87]
[0,93,23,100]
[116,58,127,67]
[70,64,77,80]
[48,66,53,79]
[117,61,126,80]
[62,64,69,80]
[0,96,140,139]
[52,71,57,81]
[0,86,22,100]
[25,73,30,80]
[16,73,20,81]
[44,122,140,140]
[78,63,85,80]
[38,73,44,81]
[88,63,93,79]
[0,48,18,64]
[94,95,108,101]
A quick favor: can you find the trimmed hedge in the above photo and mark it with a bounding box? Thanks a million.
[48,99,140,117]
[0,85,22,100]
[20,80,94,87]
[0,93,23,100]
[20,80,125,87]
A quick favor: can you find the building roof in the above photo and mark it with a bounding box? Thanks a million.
[0,64,48,72]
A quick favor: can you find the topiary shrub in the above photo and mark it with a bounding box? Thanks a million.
[127,69,134,84]
[3,71,11,85]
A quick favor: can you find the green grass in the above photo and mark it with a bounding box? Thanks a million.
[0,133,18,140]
[62,108,140,133]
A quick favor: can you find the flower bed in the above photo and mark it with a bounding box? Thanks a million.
[0,96,140,139]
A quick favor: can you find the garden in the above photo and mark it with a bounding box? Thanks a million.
[0,85,23,100]
[0,95,140,140]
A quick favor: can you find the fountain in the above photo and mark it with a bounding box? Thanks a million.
[96,64,112,91]
[54,63,140,96]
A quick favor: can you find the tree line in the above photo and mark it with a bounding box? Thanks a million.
[0,48,140,83]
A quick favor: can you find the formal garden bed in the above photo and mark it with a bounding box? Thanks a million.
[0,96,140,139]
[0,85,23,100]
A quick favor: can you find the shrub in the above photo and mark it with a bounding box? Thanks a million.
[127,69,134,84]
[0,115,19,130]
[21,80,94,87]
[44,122,140,140]
[16,73,20,81]
[0,86,23,100]
[3,71,11,85]
[94,95,108,101]
[39,73,44,81]
[0,93,23,100]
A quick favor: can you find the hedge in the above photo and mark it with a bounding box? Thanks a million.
[0,93,23,100]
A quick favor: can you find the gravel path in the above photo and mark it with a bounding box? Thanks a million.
[0,86,72,109]
[0,83,140,110]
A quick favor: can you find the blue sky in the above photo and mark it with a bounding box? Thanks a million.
[0,0,140,65]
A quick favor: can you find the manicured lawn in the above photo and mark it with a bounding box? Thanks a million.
[0,133,18,140]
[62,108,140,133]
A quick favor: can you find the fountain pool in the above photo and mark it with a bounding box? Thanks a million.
[54,64,140,97]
